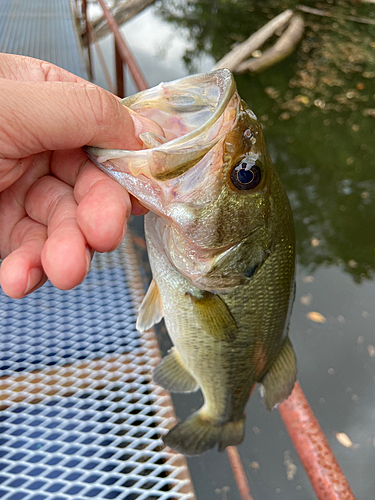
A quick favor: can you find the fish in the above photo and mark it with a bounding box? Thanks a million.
[84,69,297,456]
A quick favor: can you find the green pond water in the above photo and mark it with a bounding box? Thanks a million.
[91,1,375,498]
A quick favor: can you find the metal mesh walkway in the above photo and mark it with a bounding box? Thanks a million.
[0,0,87,78]
[0,235,195,500]
[0,2,194,497]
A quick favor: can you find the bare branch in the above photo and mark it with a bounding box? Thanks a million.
[297,4,375,26]
[236,15,305,74]
[213,9,293,71]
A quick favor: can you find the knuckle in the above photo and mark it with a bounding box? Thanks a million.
[82,85,116,129]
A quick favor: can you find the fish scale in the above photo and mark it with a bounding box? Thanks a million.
[85,69,297,456]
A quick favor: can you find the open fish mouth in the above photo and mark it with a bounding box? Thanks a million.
[83,69,238,189]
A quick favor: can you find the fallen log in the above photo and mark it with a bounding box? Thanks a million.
[213,9,293,71]
[297,4,375,26]
[236,14,305,74]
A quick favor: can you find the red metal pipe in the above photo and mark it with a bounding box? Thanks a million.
[115,39,125,98]
[226,446,255,500]
[96,0,148,91]
[82,0,93,80]
[226,386,255,500]
[86,19,116,94]
[278,382,356,500]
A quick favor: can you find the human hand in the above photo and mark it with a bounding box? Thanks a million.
[0,54,160,299]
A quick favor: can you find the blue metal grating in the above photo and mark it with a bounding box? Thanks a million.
[1,259,139,376]
[0,0,88,78]
[0,236,195,500]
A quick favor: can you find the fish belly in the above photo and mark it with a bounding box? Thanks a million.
[144,213,296,455]
[145,213,260,422]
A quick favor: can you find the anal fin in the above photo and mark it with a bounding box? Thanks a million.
[260,337,297,410]
[153,348,199,393]
[188,292,237,342]
[136,279,163,333]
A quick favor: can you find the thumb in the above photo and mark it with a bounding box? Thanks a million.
[0,79,144,159]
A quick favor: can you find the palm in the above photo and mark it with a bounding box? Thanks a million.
[0,54,149,298]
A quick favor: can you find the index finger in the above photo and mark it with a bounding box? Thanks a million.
[0,53,87,83]
[0,79,142,161]
[49,149,146,253]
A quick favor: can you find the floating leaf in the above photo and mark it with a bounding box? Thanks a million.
[302,275,314,283]
[336,432,353,448]
[300,294,312,306]
[307,311,326,323]
[283,451,297,481]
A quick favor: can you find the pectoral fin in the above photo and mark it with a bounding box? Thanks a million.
[260,337,297,410]
[153,348,199,393]
[136,279,163,333]
[188,292,237,342]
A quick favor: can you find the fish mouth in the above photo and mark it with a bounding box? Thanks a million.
[83,69,238,206]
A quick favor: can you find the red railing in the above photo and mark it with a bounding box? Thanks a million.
[279,382,356,500]
[79,0,148,97]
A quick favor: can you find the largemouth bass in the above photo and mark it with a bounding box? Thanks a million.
[85,69,297,456]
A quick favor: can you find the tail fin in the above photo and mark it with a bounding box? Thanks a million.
[163,412,245,456]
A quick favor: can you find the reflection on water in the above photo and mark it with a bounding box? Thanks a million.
[92,2,375,498]
[158,0,375,283]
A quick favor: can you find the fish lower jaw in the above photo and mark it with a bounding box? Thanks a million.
[167,230,253,291]
[167,247,245,293]
[166,251,240,293]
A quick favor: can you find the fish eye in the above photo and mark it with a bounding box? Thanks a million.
[230,159,261,191]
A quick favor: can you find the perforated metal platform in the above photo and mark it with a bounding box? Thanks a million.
[0,235,195,500]
[0,0,88,78]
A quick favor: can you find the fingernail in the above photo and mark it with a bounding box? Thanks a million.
[24,268,45,295]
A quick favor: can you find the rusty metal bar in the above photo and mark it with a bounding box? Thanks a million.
[87,19,116,95]
[278,382,356,500]
[226,447,255,500]
[226,386,255,500]
[96,0,148,92]
[115,39,125,98]
[82,0,93,80]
